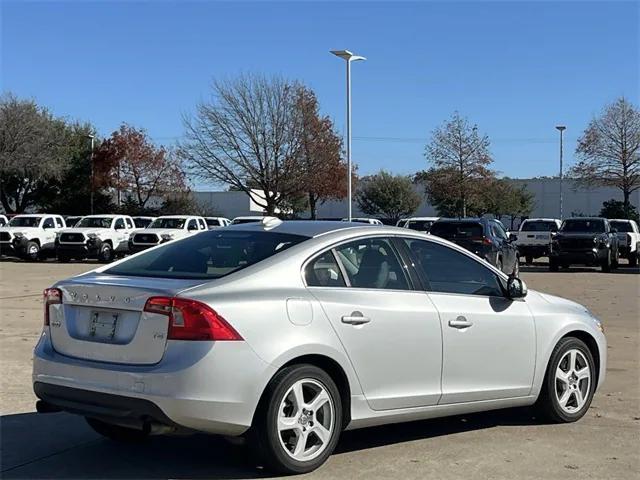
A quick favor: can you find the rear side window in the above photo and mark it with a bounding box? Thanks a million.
[334,238,410,290]
[406,220,435,232]
[125,218,134,229]
[430,222,484,239]
[198,219,207,230]
[105,231,308,279]
[55,217,63,228]
[609,221,633,233]
[305,251,346,287]
[404,238,503,297]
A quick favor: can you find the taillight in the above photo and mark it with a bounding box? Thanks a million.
[43,288,62,326]
[143,296,242,341]
[471,236,493,245]
[483,236,493,246]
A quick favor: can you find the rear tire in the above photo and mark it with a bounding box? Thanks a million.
[85,417,149,443]
[525,255,533,265]
[250,364,342,475]
[549,259,559,272]
[537,337,596,423]
[601,250,612,272]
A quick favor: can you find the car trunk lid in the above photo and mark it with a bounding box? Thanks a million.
[48,274,207,365]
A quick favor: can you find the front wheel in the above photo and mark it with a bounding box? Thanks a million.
[24,241,41,261]
[537,337,596,423]
[601,250,612,272]
[251,365,342,475]
[98,243,113,263]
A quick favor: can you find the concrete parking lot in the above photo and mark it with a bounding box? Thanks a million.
[1,259,638,479]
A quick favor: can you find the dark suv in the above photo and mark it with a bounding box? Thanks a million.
[429,218,519,274]
[549,217,619,272]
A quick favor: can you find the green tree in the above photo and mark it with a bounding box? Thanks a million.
[599,199,639,222]
[0,94,71,212]
[357,170,421,224]
[424,112,494,217]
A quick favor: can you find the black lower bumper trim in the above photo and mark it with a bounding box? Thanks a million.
[33,382,177,429]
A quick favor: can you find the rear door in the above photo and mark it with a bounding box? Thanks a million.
[403,237,535,404]
[306,236,443,410]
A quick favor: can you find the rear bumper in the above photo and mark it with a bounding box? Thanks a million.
[32,331,275,436]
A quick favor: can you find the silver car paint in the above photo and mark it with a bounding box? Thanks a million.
[33,222,606,436]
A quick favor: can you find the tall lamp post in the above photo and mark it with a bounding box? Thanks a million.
[330,49,366,222]
[87,134,95,214]
[555,125,566,220]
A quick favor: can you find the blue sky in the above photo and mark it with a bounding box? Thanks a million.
[2,1,638,190]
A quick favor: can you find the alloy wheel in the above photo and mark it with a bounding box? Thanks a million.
[555,349,591,414]
[277,378,335,462]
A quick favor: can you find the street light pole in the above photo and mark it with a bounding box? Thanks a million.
[87,134,95,214]
[555,125,566,220]
[331,49,366,222]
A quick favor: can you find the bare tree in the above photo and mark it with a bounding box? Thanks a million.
[0,94,70,212]
[571,98,640,217]
[180,74,304,215]
[424,112,494,217]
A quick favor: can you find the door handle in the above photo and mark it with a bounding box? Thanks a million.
[341,311,371,325]
[448,316,473,329]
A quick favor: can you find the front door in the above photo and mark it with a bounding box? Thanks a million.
[402,237,536,404]
[305,237,443,410]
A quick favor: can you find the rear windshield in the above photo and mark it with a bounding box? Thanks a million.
[520,221,558,232]
[206,218,221,227]
[561,219,605,233]
[105,230,309,279]
[76,217,113,228]
[609,221,633,233]
[133,218,154,228]
[9,216,41,227]
[406,220,435,232]
[149,218,186,229]
[430,222,484,239]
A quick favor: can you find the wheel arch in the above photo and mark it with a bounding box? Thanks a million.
[252,353,352,430]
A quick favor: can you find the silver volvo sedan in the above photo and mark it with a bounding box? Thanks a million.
[33,219,606,474]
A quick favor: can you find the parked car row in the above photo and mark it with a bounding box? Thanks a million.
[396,215,639,273]
[0,213,233,262]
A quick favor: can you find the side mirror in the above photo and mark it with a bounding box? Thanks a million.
[508,233,518,242]
[507,276,528,299]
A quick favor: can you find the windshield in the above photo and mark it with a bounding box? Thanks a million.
[149,218,187,229]
[76,217,113,228]
[430,222,484,239]
[134,218,154,228]
[560,219,605,233]
[406,220,435,232]
[520,221,558,232]
[9,216,42,227]
[106,230,309,280]
[609,221,633,233]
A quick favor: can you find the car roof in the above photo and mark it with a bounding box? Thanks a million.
[82,214,125,218]
[609,218,635,222]
[225,220,399,238]
[404,217,439,221]
[435,217,488,223]
[564,217,605,221]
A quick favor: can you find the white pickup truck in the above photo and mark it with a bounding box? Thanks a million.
[514,218,562,264]
[56,214,136,262]
[0,214,66,261]
[0,215,8,227]
[609,219,640,267]
[128,215,208,253]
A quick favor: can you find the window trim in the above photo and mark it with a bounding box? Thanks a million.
[301,234,418,292]
[400,235,508,299]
